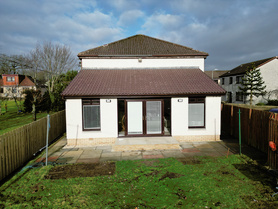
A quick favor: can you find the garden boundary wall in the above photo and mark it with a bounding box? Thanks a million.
[0,110,66,182]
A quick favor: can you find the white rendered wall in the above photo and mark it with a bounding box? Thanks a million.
[65,98,118,140]
[221,58,278,104]
[171,96,221,137]
[82,58,205,71]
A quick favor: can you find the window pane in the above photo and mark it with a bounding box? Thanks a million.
[83,105,100,129]
[189,103,204,127]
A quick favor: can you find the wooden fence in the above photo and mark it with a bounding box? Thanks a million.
[221,104,271,153]
[221,104,278,169]
[268,114,278,169]
[0,110,66,182]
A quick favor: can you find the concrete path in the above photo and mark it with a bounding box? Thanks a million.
[36,136,242,164]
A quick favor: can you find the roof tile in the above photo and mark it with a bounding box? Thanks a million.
[62,68,226,97]
[78,34,208,57]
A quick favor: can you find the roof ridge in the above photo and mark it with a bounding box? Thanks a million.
[78,34,208,57]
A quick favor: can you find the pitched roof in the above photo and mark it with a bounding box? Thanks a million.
[220,56,277,77]
[78,34,208,58]
[19,76,35,86]
[62,68,225,97]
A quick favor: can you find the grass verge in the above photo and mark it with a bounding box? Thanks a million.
[1,155,278,208]
[0,100,48,135]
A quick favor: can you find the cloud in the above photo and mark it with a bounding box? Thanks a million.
[118,10,145,27]
[0,0,277,71]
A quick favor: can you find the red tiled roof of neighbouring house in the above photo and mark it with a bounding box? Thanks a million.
[62,68,226,97]
[78,34,209,58]
[19,76,35,86]
[220,56,278,77]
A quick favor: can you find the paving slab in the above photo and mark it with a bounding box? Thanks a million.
[96,146,112,150]
[142,150,162,155]
[161,151,185,158]
[122,151,142,157]
[180,143,194,149]
[143,154,164,159]
[99,157,122,162]
[194,143,214,149]
[122,155,143,161]
[76,158,100,164]
[182,148,201,153]
[101,152,122,158]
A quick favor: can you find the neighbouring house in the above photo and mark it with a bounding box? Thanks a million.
[220,56,278,104]
[0,74,36,98]
[204,70,228,84]
[61,34,226,148]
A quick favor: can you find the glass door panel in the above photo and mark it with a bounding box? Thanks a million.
[127,101,143,135]
[146,101,162,134]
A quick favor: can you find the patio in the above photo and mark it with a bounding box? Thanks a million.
[35,136,255,165]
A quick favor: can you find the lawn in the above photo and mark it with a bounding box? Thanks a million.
[0,100,48,135]
[1,155,278,208]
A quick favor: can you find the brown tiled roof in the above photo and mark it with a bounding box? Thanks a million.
[62,68,225,97]
[19,76,35,86]
[78,34,208,58]
[220,56,277,77]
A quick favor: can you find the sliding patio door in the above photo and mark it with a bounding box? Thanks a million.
[126,100,163,136]
[146,101,162,134]
[127,101,143,135]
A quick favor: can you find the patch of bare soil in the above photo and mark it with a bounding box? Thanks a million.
[45,162,115,179]
[178,158,202,165]
[159,171,184,181]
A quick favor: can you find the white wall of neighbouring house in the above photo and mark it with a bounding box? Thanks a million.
[258,58,278,102]
[82,58,205,71]
[65,98,118,141]
[171,96,221,141]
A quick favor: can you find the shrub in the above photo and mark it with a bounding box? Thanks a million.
[267,100,278,106]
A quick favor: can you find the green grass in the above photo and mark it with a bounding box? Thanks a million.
[0,100,48,135]
[1,155,278,208]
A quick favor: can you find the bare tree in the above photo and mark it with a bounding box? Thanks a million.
[0,54,27,74]
[34,41,77,103]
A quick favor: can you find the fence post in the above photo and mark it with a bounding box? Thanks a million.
[239,109,241,155]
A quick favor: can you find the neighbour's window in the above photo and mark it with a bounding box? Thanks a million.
[82,99,100,130]
[236,76,243,84]
[222,78,225,85]
[229,77,233,84]
[188,98,205,128]
[7,77,15,82]
[236,92,243,101]
[0,88,3,93]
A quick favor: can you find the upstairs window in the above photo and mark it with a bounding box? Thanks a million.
[7,77,15,82]
[222,78,225,85]
[188,98,205,128]
[236,76,243,84]
[229,77,233,84]
[82,99,100,130]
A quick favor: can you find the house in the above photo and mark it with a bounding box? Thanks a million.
[220,56,278,104]
[0,74,36,98]
[204,70,228,84]
[61,34,226,148]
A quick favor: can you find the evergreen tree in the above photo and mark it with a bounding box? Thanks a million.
[239,65,266,105]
